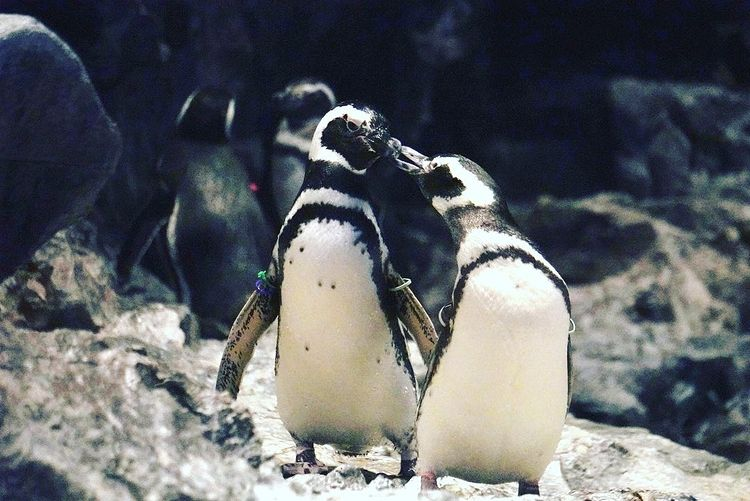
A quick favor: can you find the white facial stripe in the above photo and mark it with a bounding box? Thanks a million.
[175,90,196,127]
[456,228,564,284]
[431,157,495,215]
[310,144,350,166]
[293,82,336,107]
[224,98,235,137]
[281,187,390,266]
[309,105,373,173]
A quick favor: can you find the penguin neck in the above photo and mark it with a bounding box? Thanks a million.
[442,204,520,267]
[302,160,368,199]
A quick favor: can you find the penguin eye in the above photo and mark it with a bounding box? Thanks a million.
[341,114,364,134]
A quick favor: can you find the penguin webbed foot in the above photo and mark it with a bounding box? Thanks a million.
[279,446,335,477]
[518,480,540,496]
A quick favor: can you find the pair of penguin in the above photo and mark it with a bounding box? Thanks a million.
[216,102,571,496]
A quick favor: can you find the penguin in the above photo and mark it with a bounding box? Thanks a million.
[270,79,336,225]
[117,87,274,337]
[216,103,438,478]
[116,86,238,296]
[395,146,572,496]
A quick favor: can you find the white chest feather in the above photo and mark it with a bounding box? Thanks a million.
[275,218,415,448]
[417,259,569,483]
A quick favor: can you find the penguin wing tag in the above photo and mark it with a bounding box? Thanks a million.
[389,273,438,364]
[216,288,280,398]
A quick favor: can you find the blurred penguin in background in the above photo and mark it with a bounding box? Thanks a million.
[117,87,273,337]
[270,78,335,226]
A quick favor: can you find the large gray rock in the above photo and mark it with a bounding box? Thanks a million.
[519,174,750,462]
[0,221,179,334]
[0,14,121,281]
[611,78,750,197]
[0,309,260,500]
[0,218,258,500]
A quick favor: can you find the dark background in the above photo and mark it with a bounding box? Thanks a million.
[4,0,750,205]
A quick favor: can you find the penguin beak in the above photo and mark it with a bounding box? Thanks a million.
[385,137,402,157]
[364,131,402,159]
[395,145,430,175]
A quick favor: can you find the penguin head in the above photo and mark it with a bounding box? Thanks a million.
[176,87,235,143]
[309,102,401,174]
[397,146,499,216]
[273,78,336,120]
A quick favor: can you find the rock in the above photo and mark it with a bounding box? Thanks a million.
[523,194,657,285]
[0,307,261,500]
[0,222,120,332]
[556,417,750,501]
[517,177,750,462]
[0,14,121,281]
[611,78,750,197]
[325,465,367,490]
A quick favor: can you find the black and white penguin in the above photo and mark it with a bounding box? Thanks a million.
[117,87,274,336]
[270,79,336,225]
[216,104,438,478]
[396,146,572,496]
[116,86,239,296]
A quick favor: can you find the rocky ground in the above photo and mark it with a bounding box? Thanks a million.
[2,224,750,500]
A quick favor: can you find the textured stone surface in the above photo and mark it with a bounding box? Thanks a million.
[0,14,121,281]
[0,222,181,334]
[611,78,750,197]
[0,314,261,500]
[0,224,258,500]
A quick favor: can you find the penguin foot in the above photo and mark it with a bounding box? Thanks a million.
[518,480,540,496]
[280,462,335,478]
[398,458,416,479]
[420,471,438,490]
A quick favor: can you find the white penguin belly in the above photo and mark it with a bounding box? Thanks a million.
[275,219,416,449]
[417,261,569,483]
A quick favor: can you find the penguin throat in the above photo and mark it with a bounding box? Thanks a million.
[303,161,369,196]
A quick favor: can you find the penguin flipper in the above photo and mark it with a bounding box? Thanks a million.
[116,182,178,280]
[216,289,279,398]
[389,273,438,364]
